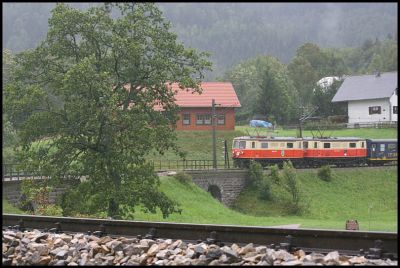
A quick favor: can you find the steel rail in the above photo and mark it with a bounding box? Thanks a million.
[3,214,397,258]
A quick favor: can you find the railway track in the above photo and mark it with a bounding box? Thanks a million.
[3,214,397,260]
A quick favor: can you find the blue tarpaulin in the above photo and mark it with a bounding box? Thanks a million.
[249,120,273,128]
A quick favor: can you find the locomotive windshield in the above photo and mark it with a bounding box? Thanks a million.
[233,140,246,149]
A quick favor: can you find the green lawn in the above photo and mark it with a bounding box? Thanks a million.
[3,167,397,231]
[132,166,397,231]
[236,125,398,139]
[3,199,25,214]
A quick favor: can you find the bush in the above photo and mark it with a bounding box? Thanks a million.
[258,179,272,200]
[20,178,52,213]
[36,205,63,216]
[247,160,264,187]
[175,172,192,184]
[268,164,280,184]
[318,165,333,182]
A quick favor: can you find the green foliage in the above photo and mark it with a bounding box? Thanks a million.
[318,165,333,182]
[258,179,272,201]
[268,164,281,184]
[175,172,193,185]
[5,3,211,219]
[37,205,63,216]
[20,178,53,213]
[224,56,297,124]
[268,161,308,215]
[247,160,264,187]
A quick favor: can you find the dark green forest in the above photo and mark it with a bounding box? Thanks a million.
[3,3,398,125]
[3,3,397,79]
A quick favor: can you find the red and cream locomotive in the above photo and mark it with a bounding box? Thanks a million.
[232,136,369,168]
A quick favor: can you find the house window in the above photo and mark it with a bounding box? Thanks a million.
[287,142,293,148]
[369,106,381,115]
[323,143,331,149]
[196,114,212,125]
[182,113,190,125]
[204,114,211,125]
[217,114,225,125]
[349,143,356,148]
[393,106,398,114]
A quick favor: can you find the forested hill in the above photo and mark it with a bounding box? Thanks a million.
[3,2,397,79]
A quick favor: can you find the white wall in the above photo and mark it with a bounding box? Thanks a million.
[348,98,392,123]
[389,92,398,122]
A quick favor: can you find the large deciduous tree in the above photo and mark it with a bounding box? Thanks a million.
[4,3,211,218]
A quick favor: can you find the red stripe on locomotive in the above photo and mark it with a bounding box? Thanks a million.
[232,148,303,159]
[303,148,367,158]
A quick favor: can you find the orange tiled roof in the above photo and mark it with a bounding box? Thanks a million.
[168,82,241,108]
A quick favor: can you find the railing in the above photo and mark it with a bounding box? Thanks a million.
[150,159,234,171]
[2,164,50,182]
[3,160,236,181]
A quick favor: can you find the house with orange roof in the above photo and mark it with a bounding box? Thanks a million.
[167,82,241,131]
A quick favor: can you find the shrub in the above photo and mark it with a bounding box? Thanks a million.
[175,172,192,184]
[36,205,63,216]
[268,164,281,184]
[258,178,272,200]
[20,178,52,213]
[280,161,309,215]
[247,160,264,187]
[318,165,333,182]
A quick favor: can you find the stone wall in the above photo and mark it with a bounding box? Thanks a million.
[2,179,70,208]
[186,170,248,206]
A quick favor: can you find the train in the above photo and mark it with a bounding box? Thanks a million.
[232,136,397,168]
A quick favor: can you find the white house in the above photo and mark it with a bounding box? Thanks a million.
[331,71,397,125]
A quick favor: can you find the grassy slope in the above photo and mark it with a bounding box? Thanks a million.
[133,166,397,231]
[236,126,398,139]
[3,199,25,214]
[3,168,397,231]
[233,167,398,231]
[150,127,397,162]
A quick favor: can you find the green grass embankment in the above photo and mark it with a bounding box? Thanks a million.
[3,166,397,231]
[131,166,397,231]
[236,126,398,139]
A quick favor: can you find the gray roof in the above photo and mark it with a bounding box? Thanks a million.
[332,72,397,102]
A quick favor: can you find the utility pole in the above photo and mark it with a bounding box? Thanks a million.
[212,99,217,169]
[299,106,304,138]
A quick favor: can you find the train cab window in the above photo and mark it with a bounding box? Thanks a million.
[239,141,246,149]
[361,142,364,148]
[349,143,356,148]
[233,141,239,148]
[303,142,308,149]
[251,142,256,148]
[380,144,385,152]
[261,142,268,148]
[287,142,293,148]
[314,142,318,148]
[323,143,331,149]
[372,144,376,151]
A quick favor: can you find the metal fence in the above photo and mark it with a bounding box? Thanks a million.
[2,164,49,181]
[3,160,235,181]
[150,159,233,171]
